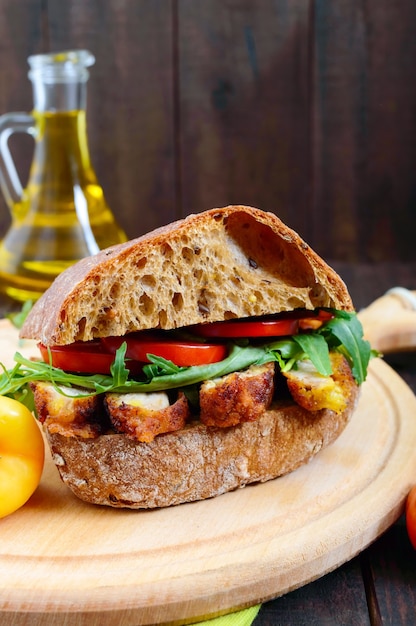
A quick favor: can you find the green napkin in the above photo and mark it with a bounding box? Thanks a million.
[191,604,261,626]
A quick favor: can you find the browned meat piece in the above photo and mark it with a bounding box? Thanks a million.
[282,352,356,413]
[199,362,275,427]
[30,381,103,438]
[105,391,190,443]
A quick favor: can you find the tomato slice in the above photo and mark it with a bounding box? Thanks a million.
[38,342,125,375]
[192,310,333,338]
[193,318,299,338]
[102,334,228,367]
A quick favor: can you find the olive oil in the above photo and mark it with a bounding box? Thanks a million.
[0,51,126,301]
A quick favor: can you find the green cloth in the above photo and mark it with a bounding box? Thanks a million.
[191,604,261,626]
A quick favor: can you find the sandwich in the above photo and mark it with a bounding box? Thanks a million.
[3,205,373,509]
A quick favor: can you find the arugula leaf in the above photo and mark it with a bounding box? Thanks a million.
[143,354,182,378]
[292,333,333,376]
[319,311,372,384]
[257,339,302,372]
[109,343,130,388]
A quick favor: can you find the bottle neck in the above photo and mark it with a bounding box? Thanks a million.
[27,50,94,113]
[30,77,88,112]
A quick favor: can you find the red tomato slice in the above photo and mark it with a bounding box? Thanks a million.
[406,486,416,549]
[192,317,299,338]
[102,335,228,367]
[38,342,118,375]
[192,310,333,338]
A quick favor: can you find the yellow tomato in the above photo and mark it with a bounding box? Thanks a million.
[0,396,44,518]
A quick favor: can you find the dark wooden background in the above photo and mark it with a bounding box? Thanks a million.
[0,5,416,623]
[0,0,415,264]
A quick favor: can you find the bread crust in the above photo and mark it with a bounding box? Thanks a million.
[20,205,353,346]
[45,386,359,509]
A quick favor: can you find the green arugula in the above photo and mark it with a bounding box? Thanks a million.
[0,310,375,406]
[319,311,373,384]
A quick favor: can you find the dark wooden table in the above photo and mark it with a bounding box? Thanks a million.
[1,262,416,626]
[254,262,416,626]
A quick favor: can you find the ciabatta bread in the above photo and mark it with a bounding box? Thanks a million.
[21,205,361,510]
[20,205,353,345]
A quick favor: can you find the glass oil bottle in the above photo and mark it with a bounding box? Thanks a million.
[0,50,127,301]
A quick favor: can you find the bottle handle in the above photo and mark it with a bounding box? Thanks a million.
[0,112,35,211]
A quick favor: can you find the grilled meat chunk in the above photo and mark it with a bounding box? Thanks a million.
[30,381,104,438]
[199,362,275,427]
[30,351,356,447]
[105,391,190,443]
[282,352,356,413]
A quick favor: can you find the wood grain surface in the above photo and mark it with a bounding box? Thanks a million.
[1,319,416,626]
[0,1,415,261]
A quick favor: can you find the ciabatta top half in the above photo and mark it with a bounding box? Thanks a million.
[20,206,353,346]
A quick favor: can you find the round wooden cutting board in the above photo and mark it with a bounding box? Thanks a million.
[1,318,416,626]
